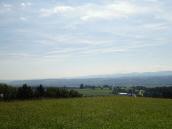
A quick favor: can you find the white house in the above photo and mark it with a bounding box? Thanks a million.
[118,92,128,96]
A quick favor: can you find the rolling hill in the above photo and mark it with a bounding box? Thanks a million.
[2,71,172,87]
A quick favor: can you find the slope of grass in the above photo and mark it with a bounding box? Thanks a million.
[0,96,172,129]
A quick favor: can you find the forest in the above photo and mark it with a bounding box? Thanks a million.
[0,83,82,101]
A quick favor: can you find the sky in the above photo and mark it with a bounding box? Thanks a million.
[0,0,172,80]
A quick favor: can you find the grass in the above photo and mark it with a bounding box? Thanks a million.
[0,96,172,129]
[75,88,113,96]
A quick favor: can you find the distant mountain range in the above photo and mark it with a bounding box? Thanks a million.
[77,71,172,78]
[1,71,172,87]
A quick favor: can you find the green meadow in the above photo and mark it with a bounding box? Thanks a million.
[0,96,172,129]
[75,88,113,96]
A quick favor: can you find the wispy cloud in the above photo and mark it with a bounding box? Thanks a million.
[0,0,172,79]
[43,39,165,59]
[19,16,27,21]
[39,0,172,24]
[40,1,143,21]
[20,2,32,9]
[40,5,74,17]
[42,34,112,46]
[0,3,13,13]
[2,3,12,8]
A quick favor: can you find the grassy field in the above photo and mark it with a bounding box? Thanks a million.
[0,96,172,129]
[75,88,113,96]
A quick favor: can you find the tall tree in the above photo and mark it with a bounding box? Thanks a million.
[35,84,45,97]
[17,84,33,99]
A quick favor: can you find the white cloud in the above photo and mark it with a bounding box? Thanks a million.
[0,3,13,13]
[54,6,74,13]
[80,2,138,21]
[19,17,27,21]
[45,47,126,58]
[42,37,165,58]
[41,34,111,46]
[40,5,74,16]
[39,0,172,23]
[2,3,12,8]
[20,2,32,8]
[142,23,168,30]
[21,3,25,7]
[0,53,39,60]
[40,1,142,21]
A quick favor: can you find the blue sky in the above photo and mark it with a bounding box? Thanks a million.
[0,0,172,80]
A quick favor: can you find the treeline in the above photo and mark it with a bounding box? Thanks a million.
[0,83,82,101]
[113,86,172,98]
[80,84,112,90]
[144,86,172,98]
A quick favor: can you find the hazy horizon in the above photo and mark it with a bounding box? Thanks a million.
[0,0,172,80]
[1,70,172,81]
